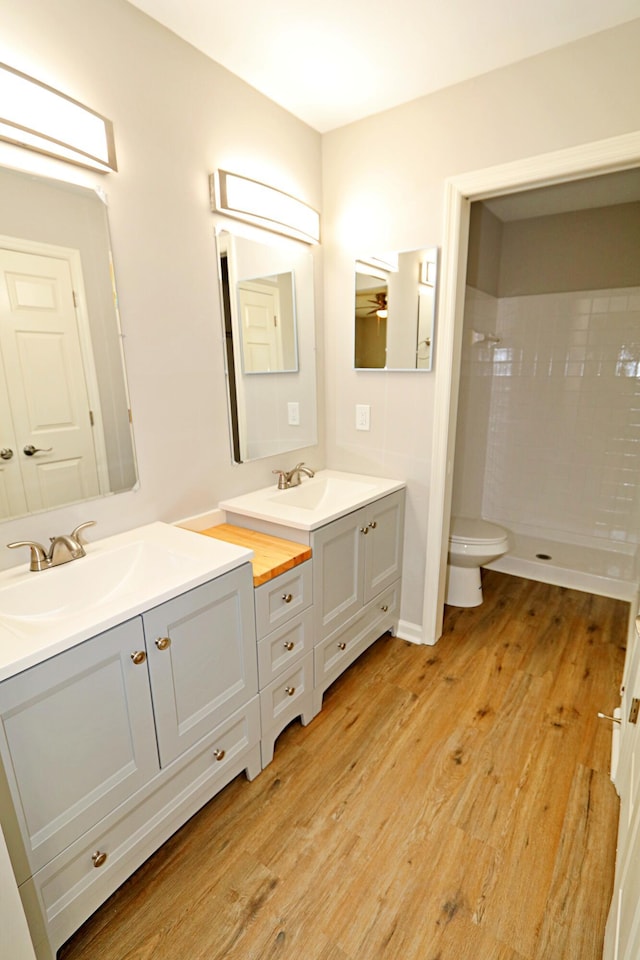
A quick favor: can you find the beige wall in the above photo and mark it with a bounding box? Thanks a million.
[0,0,323,568]
[322,19,640,629]
[467,204,503,295]
[498,201,640,295]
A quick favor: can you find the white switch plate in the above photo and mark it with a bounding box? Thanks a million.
[355,404,370,430]
[288,401,300,425]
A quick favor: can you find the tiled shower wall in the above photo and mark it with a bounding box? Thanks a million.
[453,285,640,547]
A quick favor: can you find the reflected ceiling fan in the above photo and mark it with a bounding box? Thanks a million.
[366,291,388,319]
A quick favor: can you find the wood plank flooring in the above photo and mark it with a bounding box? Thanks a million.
[58,571,628,960]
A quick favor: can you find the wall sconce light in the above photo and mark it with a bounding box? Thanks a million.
[0,62,117,172]
[419,258,437,286]
[211,170,320,244]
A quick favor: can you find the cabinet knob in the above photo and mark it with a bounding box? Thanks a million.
[338,642,346,651]
[213,748,226,761]
[368,521,377,529]
[155,636,171,651]
[381,604,389,612]
[283,641,295,651]
[282,593,293,604]
[130,650,146,665]
[92,850,108,868]
[285,686,296,696]
[359,526,369,535]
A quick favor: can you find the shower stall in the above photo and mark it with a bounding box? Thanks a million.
[451,188,640,602]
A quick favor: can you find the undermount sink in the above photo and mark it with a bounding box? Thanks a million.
[220,469,405,531]
[0,522,253,680]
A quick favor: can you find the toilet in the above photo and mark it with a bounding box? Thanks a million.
[446,517,510,607]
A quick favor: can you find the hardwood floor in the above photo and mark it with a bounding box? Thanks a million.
[59,571,628,960]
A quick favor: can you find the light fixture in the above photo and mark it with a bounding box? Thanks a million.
[211,170,320,244]
[0,62,117,172]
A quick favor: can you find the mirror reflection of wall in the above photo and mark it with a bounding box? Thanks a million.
[354,247,438,371]
[216,229,317,463]
[0,165,137,522]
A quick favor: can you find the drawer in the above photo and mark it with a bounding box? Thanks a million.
[27,697,260,954]
[257,608,314,687]
[259,653,314,733]
[254,560,312,638]
[314,583,400,698]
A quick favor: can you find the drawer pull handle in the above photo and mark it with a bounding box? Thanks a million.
[130,650,146,665]
[359,526,369,535]
[338,642,346,651]
[92,850,108,868]
[368,521,377,529]
[155,636,171,651]
[283,641,295,651]
[282,593,293,603]
[285,686,296,696]
[213,748,226,761]
[381,604,389,612]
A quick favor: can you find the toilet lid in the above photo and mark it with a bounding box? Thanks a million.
[449,517,508,545]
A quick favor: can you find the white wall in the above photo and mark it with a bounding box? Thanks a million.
[322,19,640,631]
[0,0,323,569]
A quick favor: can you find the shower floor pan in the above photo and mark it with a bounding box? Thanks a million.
[485,532,637,601]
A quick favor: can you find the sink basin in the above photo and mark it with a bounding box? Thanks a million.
[269,474,377,511]
[220,469,405,531]
[0,522,253,681]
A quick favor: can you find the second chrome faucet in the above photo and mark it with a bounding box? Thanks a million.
[7,521,97,572]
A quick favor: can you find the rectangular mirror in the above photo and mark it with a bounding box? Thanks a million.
[355,246,438,370]
[0,165,137,521]
[216,229,317,463]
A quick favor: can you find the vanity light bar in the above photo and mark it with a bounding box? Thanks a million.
[0,62,117,173]
[212,170,320,244]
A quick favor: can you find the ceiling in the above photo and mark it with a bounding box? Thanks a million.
[125,0,639,132]
[483,168,640,222]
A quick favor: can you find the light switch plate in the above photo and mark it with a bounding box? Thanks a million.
[288,402,300,425]
[356,404,370,431]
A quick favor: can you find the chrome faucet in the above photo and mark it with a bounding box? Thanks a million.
[272,462,315,490]
[7,521,97,571]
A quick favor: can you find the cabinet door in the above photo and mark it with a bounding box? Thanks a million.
[363,490,405,603]
[143,565,258,767]
[312,509,365,640]
[0,619,158,877]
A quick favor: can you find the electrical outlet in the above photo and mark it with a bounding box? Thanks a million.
[288,402,300,426]
[356,404,370,431]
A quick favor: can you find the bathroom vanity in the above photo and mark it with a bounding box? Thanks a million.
[0,524,259,960]
[0,472,405,959]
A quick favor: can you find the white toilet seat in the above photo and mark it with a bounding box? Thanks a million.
[449,517,508,547]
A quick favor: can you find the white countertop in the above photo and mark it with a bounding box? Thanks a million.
[0,522,252,682]
[220,469,405,531]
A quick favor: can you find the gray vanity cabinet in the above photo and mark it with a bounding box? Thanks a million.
[144,566,258,767]
[0,618,159,882]
[312,490,405,710]
[0,563,260,960]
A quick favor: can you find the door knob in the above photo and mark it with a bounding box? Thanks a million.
[0,448,13,460]
[23,444,53,457]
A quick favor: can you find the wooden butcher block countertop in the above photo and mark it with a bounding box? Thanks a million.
[199,523,311,587]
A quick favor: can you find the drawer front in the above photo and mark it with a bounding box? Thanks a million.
[255,561,312,638]
[314,583,400,690]
[259,653,313,732]
[257,608,314,687]
[28,697,260,953]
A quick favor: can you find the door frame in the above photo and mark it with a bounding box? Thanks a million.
[0,234,110,497]
[422,130,640,645]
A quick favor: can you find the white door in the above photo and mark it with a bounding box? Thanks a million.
[238,280,283,372]
[0,247,101,512]
[0,361,28,520]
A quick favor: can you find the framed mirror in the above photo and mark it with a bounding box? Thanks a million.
[0,165,137,522]
[354,246,438,370]
[216,229,317,463]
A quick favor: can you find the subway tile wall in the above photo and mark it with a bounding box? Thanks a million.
[454,286,640,547]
